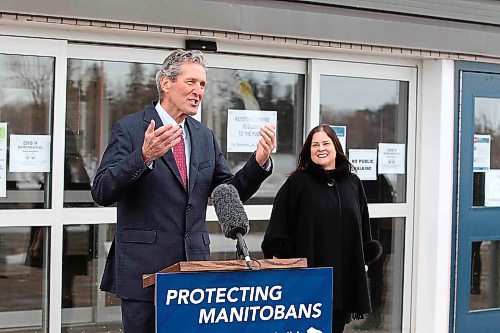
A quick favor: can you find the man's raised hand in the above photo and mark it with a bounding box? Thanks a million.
[255,124,276,167]
[142,120,183,166]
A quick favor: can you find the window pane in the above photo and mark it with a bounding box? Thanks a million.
[65,59,158,207]
[347,218,405,331]
[472,97,500,207]
[66,60,304,207]
[0,227,49,332]
[320,75,408,203]
[61,225,93,309]
[0,54,54,209]
[61,224,122,331]
[470,240,500,311]
[209,219,267,261]
[216,217,406,332]
[203,68,305,204]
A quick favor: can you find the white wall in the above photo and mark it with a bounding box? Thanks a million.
[413,59,455,332]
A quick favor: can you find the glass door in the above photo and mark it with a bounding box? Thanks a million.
[63,44,307,332]
[308,60,417,332]
[0,35,64,333]
[455,63,500,332]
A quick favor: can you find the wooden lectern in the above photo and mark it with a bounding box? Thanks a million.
[142,258,307,288]
[146,258,335,333]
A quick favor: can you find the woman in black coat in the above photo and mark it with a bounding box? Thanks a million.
[262,124,381,333]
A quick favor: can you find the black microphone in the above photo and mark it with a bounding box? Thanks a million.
[211,183,252,269]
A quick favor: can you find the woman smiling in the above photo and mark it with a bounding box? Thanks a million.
[262,124,382,333]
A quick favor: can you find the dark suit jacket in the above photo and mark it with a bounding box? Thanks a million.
[92,102,271,301]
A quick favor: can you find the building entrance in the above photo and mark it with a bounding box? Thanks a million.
[454,62,500,332]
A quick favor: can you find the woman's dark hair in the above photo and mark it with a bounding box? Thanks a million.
[292,124,354,175]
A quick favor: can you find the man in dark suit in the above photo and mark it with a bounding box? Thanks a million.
[91,49,276,332]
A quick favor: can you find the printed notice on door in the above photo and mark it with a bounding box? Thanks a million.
[331,125,347,153]
[485,170,500,207]
[9,135,51,173]
[378,143,405,174]
[473,134,491,171]
[349,149,377,180]
[227,109,277,153]
[0,123,7,197]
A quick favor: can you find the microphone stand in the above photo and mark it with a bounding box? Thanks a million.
[235,233,253,270]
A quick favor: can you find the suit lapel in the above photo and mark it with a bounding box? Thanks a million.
[143,102,163,128]
[144,103,185,189]
[186,118,200,194]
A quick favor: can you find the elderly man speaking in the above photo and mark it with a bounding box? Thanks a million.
[92,49,276,332]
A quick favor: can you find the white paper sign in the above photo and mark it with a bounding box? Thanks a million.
[227,109,277,153]
[0,123,7,197]
[9,135,51,172]
[330,125,346,153]
[349,149,377,180]
[473,134,491,171]
[485,170,500,207]
[378,143,405,174]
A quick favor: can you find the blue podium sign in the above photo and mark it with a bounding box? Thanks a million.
[155,268,332,333]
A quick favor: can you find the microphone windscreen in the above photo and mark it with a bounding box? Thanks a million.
[211,184,250,239]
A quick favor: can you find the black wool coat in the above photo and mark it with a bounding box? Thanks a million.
[262,163,372,315]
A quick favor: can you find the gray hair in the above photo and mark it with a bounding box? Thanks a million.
[155,49,206,100]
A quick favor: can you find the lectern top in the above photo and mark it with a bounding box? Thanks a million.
[142,258,307,288]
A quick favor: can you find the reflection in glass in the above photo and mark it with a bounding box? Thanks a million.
[61,224,121,331]
[470,240,500,311]
[0,54,54,209]
[66,61,305,206]
[473,97,500,207]
[210,217,405,332]
[61,225,93,309]
[65,59,159,207]
[209,220,267,261]
[320,75,408,203]
[0,227,49,331]
[347,218,405,332]
[203,68,305,204]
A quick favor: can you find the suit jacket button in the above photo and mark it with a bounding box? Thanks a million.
[184,233,189,239]
[186,204,192,211]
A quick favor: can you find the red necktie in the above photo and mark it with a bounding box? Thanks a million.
[173,135,188,189]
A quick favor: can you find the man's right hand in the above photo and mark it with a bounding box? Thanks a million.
[142,120,183,166]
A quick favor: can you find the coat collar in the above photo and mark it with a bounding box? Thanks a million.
[143,102,163,127]
[185,117,201,194]
[307,161,349,183]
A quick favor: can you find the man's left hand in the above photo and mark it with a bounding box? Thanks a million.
[255,124,276,167]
